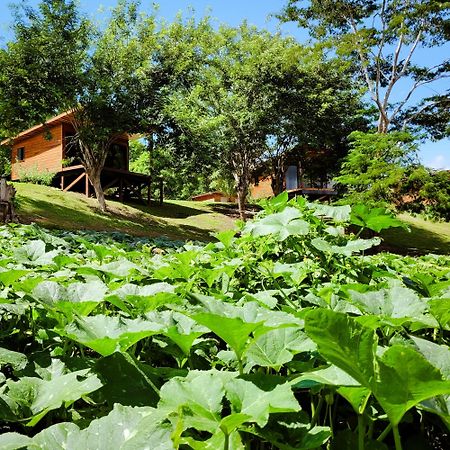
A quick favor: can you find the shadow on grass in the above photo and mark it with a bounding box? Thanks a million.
[381,222,450,255]
[130,201,207,219]
[16,196,216,242]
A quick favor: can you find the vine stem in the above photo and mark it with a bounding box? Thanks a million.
[393,425,403,450]
[358,414,365,450]
[376,423,391,442]
[224,432,229,450]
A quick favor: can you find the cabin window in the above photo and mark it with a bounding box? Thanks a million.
[285,165,298,190]
[17,147,25,162]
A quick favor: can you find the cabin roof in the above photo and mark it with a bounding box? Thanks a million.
[1,111,74,146]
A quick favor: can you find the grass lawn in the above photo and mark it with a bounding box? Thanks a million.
[13,183,237,241]
[381,213,450,255]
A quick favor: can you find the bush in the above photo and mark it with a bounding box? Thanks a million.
[334,131,417,207]
[17,165,56,186]
[400,167,450,221]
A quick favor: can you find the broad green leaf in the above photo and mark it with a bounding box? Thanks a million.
[244,207,309,241]
[304,309,376,385]
[193,312,262,360]
[310,203,351,222]
[62,315,165,356]
[159,370,237,433]
[0,348,27,371]
[0,269,29,287]
[0,432,32,450]
[225,378,300,427]
[293,365,361,389]
[14,240,59,266]
[246,328,315,369]
[337,386,372,414]
[351,204,407,232]
[0,405,173,449]
[311,237,381,256]
[3,359,102,426]
[347,286,436,326]
[306,309,450,425]
[429,298,450,329]
[410,336,450,379]
[374,345,450,425]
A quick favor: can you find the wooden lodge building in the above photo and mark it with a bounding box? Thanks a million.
[4,111,152,204]
[251,149,338,201]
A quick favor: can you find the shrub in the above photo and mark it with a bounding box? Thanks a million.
[17,165,56,186]
[334,131,418,207]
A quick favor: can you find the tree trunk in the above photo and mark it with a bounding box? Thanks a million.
[86,167,106,212]
[377,113,390,134]
[271,161,285,196]
[234,172,249,221]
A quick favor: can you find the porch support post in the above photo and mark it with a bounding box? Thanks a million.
[119,176,124,201]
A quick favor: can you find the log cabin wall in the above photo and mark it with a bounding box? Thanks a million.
[11,124,63,180]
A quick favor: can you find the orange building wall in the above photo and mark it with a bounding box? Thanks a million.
[11,125,63,180]
[250,176,274,199]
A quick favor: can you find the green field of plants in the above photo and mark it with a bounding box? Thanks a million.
[0,193,448,449]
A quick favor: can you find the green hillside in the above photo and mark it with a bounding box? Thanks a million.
[11,183,450,254]
[13,183,236,241]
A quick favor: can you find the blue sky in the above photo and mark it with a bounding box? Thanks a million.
[0,0,448,169]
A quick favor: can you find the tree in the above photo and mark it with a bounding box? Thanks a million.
[334,131,418,205]
[67,1,157,211]
[279,1,450,135]
[0,0,89,135]
[165,22,326,219]
[263,53,369,195]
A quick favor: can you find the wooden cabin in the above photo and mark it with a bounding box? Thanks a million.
[251,148,338,201]
[4,112,152,204]
[192,191,236,203]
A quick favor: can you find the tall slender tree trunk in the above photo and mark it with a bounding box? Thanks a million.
[271,155,286,196]
[377,113,390,134]
[79,139,108,212]
[88,167,106,212]
[234,172,249,221]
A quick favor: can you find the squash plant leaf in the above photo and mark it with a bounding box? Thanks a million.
[225,378,300,427]
[350,204,408,233]
[61,315,165,356]
[1,359,102,426]
[0,347,28,371]
[0,404,172,450]
[304,309,377,386]
[244,207,310,241]
[158,370,236,433]
[246,327,315,370]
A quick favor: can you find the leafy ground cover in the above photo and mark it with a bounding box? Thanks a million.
[0,193,449,449]
[13,183,235,241]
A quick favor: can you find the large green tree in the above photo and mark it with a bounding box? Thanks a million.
[263,52,368,195]
[280,0,450,136]
[163,21,362,218]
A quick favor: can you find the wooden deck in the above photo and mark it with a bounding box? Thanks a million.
[287,187,337,201]
[57,165,158,205]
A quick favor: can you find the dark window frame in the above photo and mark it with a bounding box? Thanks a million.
[17,147,25,162]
